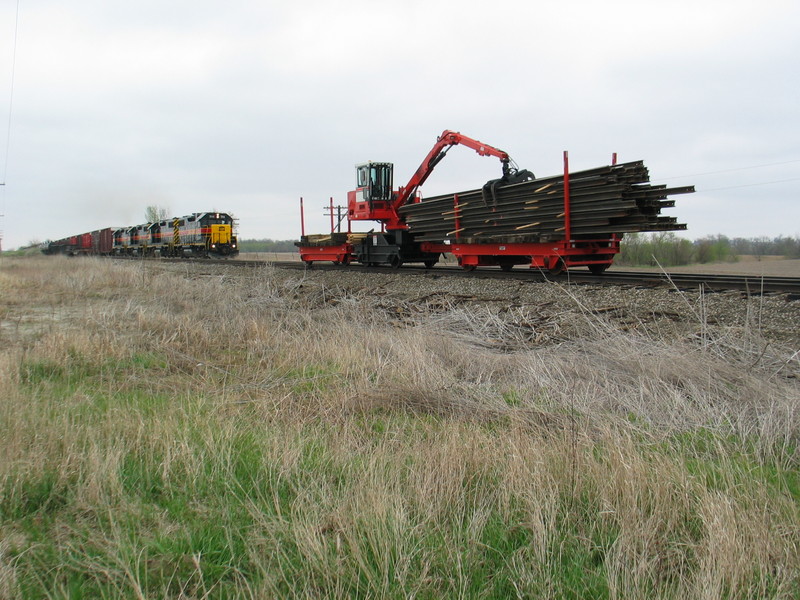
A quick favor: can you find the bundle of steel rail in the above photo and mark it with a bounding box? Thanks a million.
[398,161,693,243]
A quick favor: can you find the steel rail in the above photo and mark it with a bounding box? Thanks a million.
[162,258,800,297]
[112,256,800,296]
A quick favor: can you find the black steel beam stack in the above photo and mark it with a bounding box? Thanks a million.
[398,161,693,243]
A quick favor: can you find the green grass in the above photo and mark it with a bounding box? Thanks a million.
[672,429,800,502]
[4,411,798,598]
[6,376,797,598]
[2,257,799,598]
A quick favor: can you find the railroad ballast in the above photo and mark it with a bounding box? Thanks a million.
[297,130,694,274]
[41,212,239,258]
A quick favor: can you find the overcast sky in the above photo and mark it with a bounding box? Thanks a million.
[1,0,798,250]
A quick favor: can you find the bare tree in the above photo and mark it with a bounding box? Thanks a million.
[145,205,170,223]
[751,236,771,261]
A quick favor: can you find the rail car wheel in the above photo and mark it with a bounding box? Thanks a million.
[462,264,477,272]
[548,259,566,276]
[588,263,609,275]
[500,263,514,272]
[389,255,403,269]
[424,259,437,269]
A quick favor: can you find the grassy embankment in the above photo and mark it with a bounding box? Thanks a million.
[1,256,799,599]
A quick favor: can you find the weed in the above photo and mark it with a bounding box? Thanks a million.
[1,256,798,598]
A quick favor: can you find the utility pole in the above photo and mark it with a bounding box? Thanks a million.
[1,182,4,251]
[323,202,348,233]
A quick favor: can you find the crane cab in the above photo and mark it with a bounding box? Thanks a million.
[347,162,397,223]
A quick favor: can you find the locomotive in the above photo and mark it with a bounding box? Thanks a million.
[41,212,238,258]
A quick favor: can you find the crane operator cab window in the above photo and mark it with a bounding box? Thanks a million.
[357,162,393,205]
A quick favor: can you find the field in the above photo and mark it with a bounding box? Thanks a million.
[614,256,800,278]
[1,256,799,599]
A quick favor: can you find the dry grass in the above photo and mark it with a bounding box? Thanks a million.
[1,256,799,598]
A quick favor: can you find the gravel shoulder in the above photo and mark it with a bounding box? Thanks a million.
[257,265,800,353]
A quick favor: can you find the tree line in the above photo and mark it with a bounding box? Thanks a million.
[616,233,800,267]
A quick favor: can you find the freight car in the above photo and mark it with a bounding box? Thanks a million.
[42,228,114,256]
[42,212,239,258]
[297,130,693,273]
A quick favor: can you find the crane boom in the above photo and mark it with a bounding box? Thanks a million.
[391,130,512,212]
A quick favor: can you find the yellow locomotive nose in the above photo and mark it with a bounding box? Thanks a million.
[211,224,231,245]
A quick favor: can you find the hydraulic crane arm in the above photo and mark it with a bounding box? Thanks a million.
[391,130,528,212]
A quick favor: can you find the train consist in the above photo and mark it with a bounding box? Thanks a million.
[297,130,693,273]
[41,212,238,258]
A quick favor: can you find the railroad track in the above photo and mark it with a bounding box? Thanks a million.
[140,257,800,297]
[573,270,800,295]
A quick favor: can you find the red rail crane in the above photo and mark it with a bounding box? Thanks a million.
[297,130,621,273]
[347,130,532,231]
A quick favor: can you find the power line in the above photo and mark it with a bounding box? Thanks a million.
[661,158,800,181]
[1,0,19,252]
[700,177,800,192]
[2,0,20,186]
